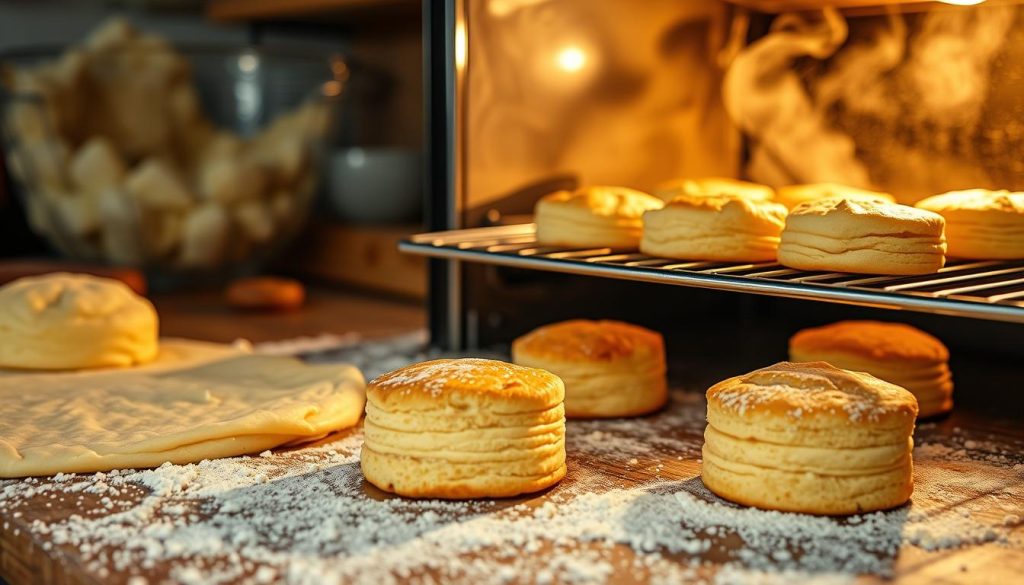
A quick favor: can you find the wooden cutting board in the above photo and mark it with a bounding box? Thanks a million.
[1,390,1021,585]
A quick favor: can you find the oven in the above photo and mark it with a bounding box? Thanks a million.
[399,7,1024,574]
[406,0,1024,419]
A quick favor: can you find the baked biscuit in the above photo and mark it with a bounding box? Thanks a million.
[776,183,894,210]
[512,320,666,418]
[778,198,946,275]
[654,177,774,203]
[361,358,566,499]
[641,195,787,262]
[534,186,663,248]
[702,361,917,515]
[790,321,953,418]
[915,189,1024,259]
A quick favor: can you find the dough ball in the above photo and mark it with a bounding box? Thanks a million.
[0,273,158,370]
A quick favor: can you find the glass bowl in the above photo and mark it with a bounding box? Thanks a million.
[0,42,348,286]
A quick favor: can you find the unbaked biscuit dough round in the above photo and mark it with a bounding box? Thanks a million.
[702,361,918,515]
[361,358,567,499]
[0,273,158,370]
[641,195,788,262]
[534,186,663,248]
[915,189,1024,259]
[0,339,367,477]
[778,198,946,275]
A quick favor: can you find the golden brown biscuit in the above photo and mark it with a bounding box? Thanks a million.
[789,321,953,418]
[776,183,894,210]
[361,358,566,499]
[702,361,917,515]
[778,198,946,275]
[534,186,663,248]
[653,177,774,203]
[641,195,788,262]
[226,277,305,311]
[512,320,667,418]
[915,189,1024,259]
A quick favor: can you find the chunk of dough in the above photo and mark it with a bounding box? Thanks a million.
[0,273,157,370]
[0,341,366,478]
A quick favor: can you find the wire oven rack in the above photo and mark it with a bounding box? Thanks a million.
[400,224,1024,324]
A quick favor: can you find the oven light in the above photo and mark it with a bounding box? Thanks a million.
[455,22,468,70]
[556,46,587,73]
[937,0,986,4]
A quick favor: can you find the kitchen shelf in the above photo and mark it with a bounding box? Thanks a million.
[400,224,1024,324]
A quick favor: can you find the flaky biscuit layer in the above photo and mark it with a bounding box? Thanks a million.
[535,186,663,248]
[916,190,1024,259]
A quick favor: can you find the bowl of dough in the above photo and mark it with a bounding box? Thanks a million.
[0,19,344,282]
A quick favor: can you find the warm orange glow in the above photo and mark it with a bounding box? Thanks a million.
[455,23,468,70]
[556,46,587,72]
[937,0,985,4]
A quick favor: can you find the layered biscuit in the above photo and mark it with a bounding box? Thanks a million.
[916,189,1024,259]
[702,361,918,515]
[641,195,788,262]
[534,186,663,248]
[778,198,947,275]
[512,320,667,418]
[790,320,953,418]
[361,358,566,499]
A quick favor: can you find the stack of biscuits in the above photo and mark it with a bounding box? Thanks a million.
[916,189,1024,259]
[702,361,918,515]
[361,358,567,499]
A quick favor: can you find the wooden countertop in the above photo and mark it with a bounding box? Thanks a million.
[0,392,1022,584]
[0,289,1022,584]
[153,286,425,344]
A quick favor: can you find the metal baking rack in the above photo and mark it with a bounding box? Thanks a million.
[400,224,1024,324]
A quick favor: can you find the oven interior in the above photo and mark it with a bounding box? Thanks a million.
[416,0,1024,424]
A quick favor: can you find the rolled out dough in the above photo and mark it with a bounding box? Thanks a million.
[0,339,365,477]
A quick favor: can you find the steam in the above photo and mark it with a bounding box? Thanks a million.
[723,9,871,187]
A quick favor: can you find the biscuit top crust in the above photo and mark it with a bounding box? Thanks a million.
[916,189,1024,217]
[654,177,775,202]
[537,186,663,219]
[706,361,918,424]
[658,194,787,226]
[367,358,564,411]
[786,198,945,237]
[512,320,663,363]
[776,183,894,208]
[790,320,948,363]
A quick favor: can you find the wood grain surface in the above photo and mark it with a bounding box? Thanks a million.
[0,391,1021,584]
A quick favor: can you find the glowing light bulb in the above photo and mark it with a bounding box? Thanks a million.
[937,0,985,5]
[455,23,468,70]
[556,46,587,73]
